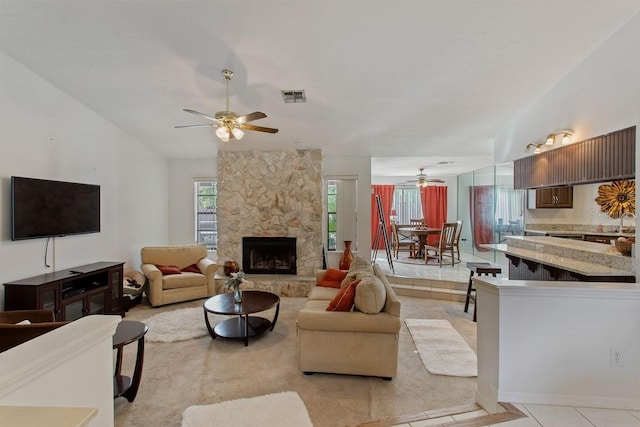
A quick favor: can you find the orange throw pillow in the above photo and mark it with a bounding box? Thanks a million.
[181,264,200,273]
[317,268,349,288]
[326,279,360,312]
[156,265,182,275]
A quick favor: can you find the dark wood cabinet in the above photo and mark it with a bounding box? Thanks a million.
[506,255,635,282]
[514,126,635,189]
[538,186,573,208]
[528,187,573,208]
[4,262,124,321]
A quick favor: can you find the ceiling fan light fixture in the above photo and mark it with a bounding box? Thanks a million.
[216,126,230,142]
[231,127,244,140]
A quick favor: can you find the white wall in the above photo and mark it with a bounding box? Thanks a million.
[322,156,372,268]
[476,278,640,412]
[168,158,217,246]
[494,13,639,265]
[494,13,639,167]
[0,51,169,310]
[526,182,637,230]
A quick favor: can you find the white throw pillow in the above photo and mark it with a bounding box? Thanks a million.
[354,273,386,314]
[15,319,31,325]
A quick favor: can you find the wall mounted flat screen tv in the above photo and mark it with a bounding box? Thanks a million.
[11,176,101,240]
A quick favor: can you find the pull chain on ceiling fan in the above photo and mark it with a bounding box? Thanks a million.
[175,69,278,142]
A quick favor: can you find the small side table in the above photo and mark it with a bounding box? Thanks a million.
[113,320,148,402]
[465,262,502,322]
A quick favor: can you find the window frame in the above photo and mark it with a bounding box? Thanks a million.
[194,179,217,250]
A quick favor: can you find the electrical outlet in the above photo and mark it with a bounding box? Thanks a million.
[610,348,624,367]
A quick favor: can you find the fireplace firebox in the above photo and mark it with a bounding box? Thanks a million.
[242,237,297,275]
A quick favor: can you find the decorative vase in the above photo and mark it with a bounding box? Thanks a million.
[223,261,240,276]
[233,285,242,303]
[339,240,354,270]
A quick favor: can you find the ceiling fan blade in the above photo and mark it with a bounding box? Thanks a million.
[236,111,267,124]
[183,109,219,122]
[174,124,215,128]
[238,123,279,134]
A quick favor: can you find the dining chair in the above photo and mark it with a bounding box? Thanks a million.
[424,222,458,267]
[408,219,424,243]
[453,219,463,261]
[391,221,416,259]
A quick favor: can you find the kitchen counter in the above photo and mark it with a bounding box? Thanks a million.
[474,276,640,412]
[482,235,635,279]
[524,229,634,238]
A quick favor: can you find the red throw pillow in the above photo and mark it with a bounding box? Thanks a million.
[317,268,348,288]
[323,268,348,282]
[156,265,182,275]
[181,264,200,273]
[326,279,360,312]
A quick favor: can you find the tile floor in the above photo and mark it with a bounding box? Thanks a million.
[374,251,640,427]
[388,403,640,427]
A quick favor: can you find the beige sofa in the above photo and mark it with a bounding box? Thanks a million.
[140,244,218,307]
[296,262,401,379]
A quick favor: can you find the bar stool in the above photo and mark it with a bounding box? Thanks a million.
[465,262,502,322]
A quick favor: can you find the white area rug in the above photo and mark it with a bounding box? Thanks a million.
[181,391,314,427]
[144,307,226,343]
[405,318,477,377]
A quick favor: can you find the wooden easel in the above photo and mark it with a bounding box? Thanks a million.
[371,194,394,273]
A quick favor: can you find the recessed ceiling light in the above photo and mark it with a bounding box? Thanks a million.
[437,161,454,165]
[282,90,306,103]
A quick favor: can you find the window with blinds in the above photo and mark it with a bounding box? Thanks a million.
[326,178,357,251]
[392,187,422,224]
[194,180,217,249]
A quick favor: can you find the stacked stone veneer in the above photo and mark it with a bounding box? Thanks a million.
[216,149,324,278]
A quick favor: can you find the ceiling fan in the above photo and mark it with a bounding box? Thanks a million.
[403,168,445,187]
[175,69,278,142]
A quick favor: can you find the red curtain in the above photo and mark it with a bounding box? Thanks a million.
[420,186,448,244]
[371,185,395,249]
[471,185,494,251]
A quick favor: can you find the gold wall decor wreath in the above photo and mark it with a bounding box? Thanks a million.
[595,179,635,218]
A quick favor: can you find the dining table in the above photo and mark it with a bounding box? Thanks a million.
[395,225,442,258]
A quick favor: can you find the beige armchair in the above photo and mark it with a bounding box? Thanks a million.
[140,244,218,307]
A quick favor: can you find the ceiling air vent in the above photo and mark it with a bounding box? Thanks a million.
[281,90,306,103]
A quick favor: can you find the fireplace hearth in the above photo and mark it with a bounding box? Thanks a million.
[242,237,297,275]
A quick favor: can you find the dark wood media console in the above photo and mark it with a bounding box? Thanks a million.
[4,262,125,321]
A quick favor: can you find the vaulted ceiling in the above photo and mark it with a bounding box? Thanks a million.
[1,1,638,179]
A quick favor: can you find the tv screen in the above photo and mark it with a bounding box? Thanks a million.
[11,176,101,240]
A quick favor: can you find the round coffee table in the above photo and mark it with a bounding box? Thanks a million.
[203,290,280,346]
[113,320,148,402]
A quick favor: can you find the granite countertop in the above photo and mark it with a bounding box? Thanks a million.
[525,229,635,238]
[482,236,635,277]
[474,276,640,292]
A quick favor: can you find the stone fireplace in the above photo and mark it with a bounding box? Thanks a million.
[216,149,323,277]
[242,237,297,274]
